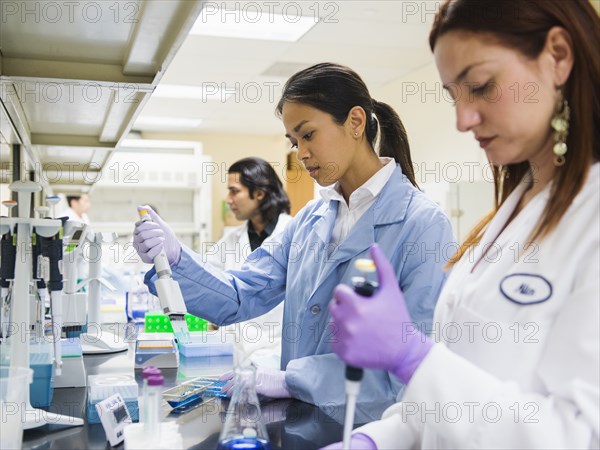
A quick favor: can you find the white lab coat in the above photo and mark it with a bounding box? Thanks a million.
[63,207,90,224]
[358,163,600,449]
[204,213,292,369]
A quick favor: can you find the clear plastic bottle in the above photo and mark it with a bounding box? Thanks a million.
[140,366,161,426]
[217,365,271,450]
[125,271,135,321]
[126,273,150,322]
[145,374,164,441]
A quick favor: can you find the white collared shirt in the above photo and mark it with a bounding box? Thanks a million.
[64,207,90,225]
[320,157,396,247]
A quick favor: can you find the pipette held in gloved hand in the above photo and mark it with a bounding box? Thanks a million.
[133,205,181,265]
[330,244,433,383]
[342,258,378,450]
[136,207,191,344]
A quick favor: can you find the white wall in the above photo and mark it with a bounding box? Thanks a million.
[102,63,499,244]
[141,132,289,241]
[373,62,495,241]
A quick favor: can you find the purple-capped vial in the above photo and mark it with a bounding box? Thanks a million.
[142,366,161,379]
[140,366,161,425]
[147,375,164,386]
[145,374,164,440]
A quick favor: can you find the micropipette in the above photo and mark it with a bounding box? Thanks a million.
[343,259,378,450]
[137,208,191,343]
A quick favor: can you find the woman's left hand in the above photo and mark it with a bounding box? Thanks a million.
[328,244,433,384]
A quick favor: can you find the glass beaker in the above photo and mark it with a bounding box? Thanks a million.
[217,365,271,450]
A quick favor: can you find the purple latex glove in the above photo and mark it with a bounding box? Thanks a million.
[328,244,433,384]
[132,205,181,265]
[320,434,377,450]
[219,367,291,399]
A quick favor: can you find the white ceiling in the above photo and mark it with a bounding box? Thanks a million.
[134,1,437,136]
[0,0,203,192]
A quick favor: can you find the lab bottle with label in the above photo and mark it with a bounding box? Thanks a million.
[126,272,150,322]
[217,365,271,450]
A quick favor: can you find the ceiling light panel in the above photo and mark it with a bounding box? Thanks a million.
[134,117,202,128]
[153,84,235,101]
[190,4,318,41]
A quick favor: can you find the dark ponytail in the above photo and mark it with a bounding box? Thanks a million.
[276,63,418,188]
[372,100,417,187]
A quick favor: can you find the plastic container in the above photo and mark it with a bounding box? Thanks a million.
[145,375,164,440]
[142,366,161,377]
[178,332,233,358]
[86,374,139,424]
[1,367,33,449]
[178,354,233,379]
[62,338,83,358]
[162,377,226,413]
[86,374,139,402]
[140,366,161,424]
[126,273,151,322]
[144,314,173,333]
[29,346,54,408]
[2,343,53,408]
[144,313,208,333]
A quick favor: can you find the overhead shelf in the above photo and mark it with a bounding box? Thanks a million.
[0,0,203,192]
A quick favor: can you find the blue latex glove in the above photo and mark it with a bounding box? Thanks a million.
[328,244,433,384]
[219,367,291,399]
[133,205,181,265]
[320,434,378,449]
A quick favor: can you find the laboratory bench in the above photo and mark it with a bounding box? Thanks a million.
[20,340,383,450]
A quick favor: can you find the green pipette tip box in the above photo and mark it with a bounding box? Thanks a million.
[144,313,208,333]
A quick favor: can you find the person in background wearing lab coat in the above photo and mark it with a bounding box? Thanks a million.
[133,63,454,409]
[325,0,599,448]
[203,157,292,369]
[62,193,92,281]
[64,194,91,224]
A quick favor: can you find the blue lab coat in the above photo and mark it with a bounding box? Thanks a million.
[146,165,454,407]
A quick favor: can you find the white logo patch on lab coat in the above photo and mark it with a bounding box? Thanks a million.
[500,273,553,305]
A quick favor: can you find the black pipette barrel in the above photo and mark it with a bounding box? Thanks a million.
[345,280,379,381]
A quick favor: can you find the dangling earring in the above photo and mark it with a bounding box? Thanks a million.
[551,90,570,167]
[497,165,509,203]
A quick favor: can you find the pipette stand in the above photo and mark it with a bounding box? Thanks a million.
[52,221,88,386]
[1,200,18,340]
[1,181,83,429]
